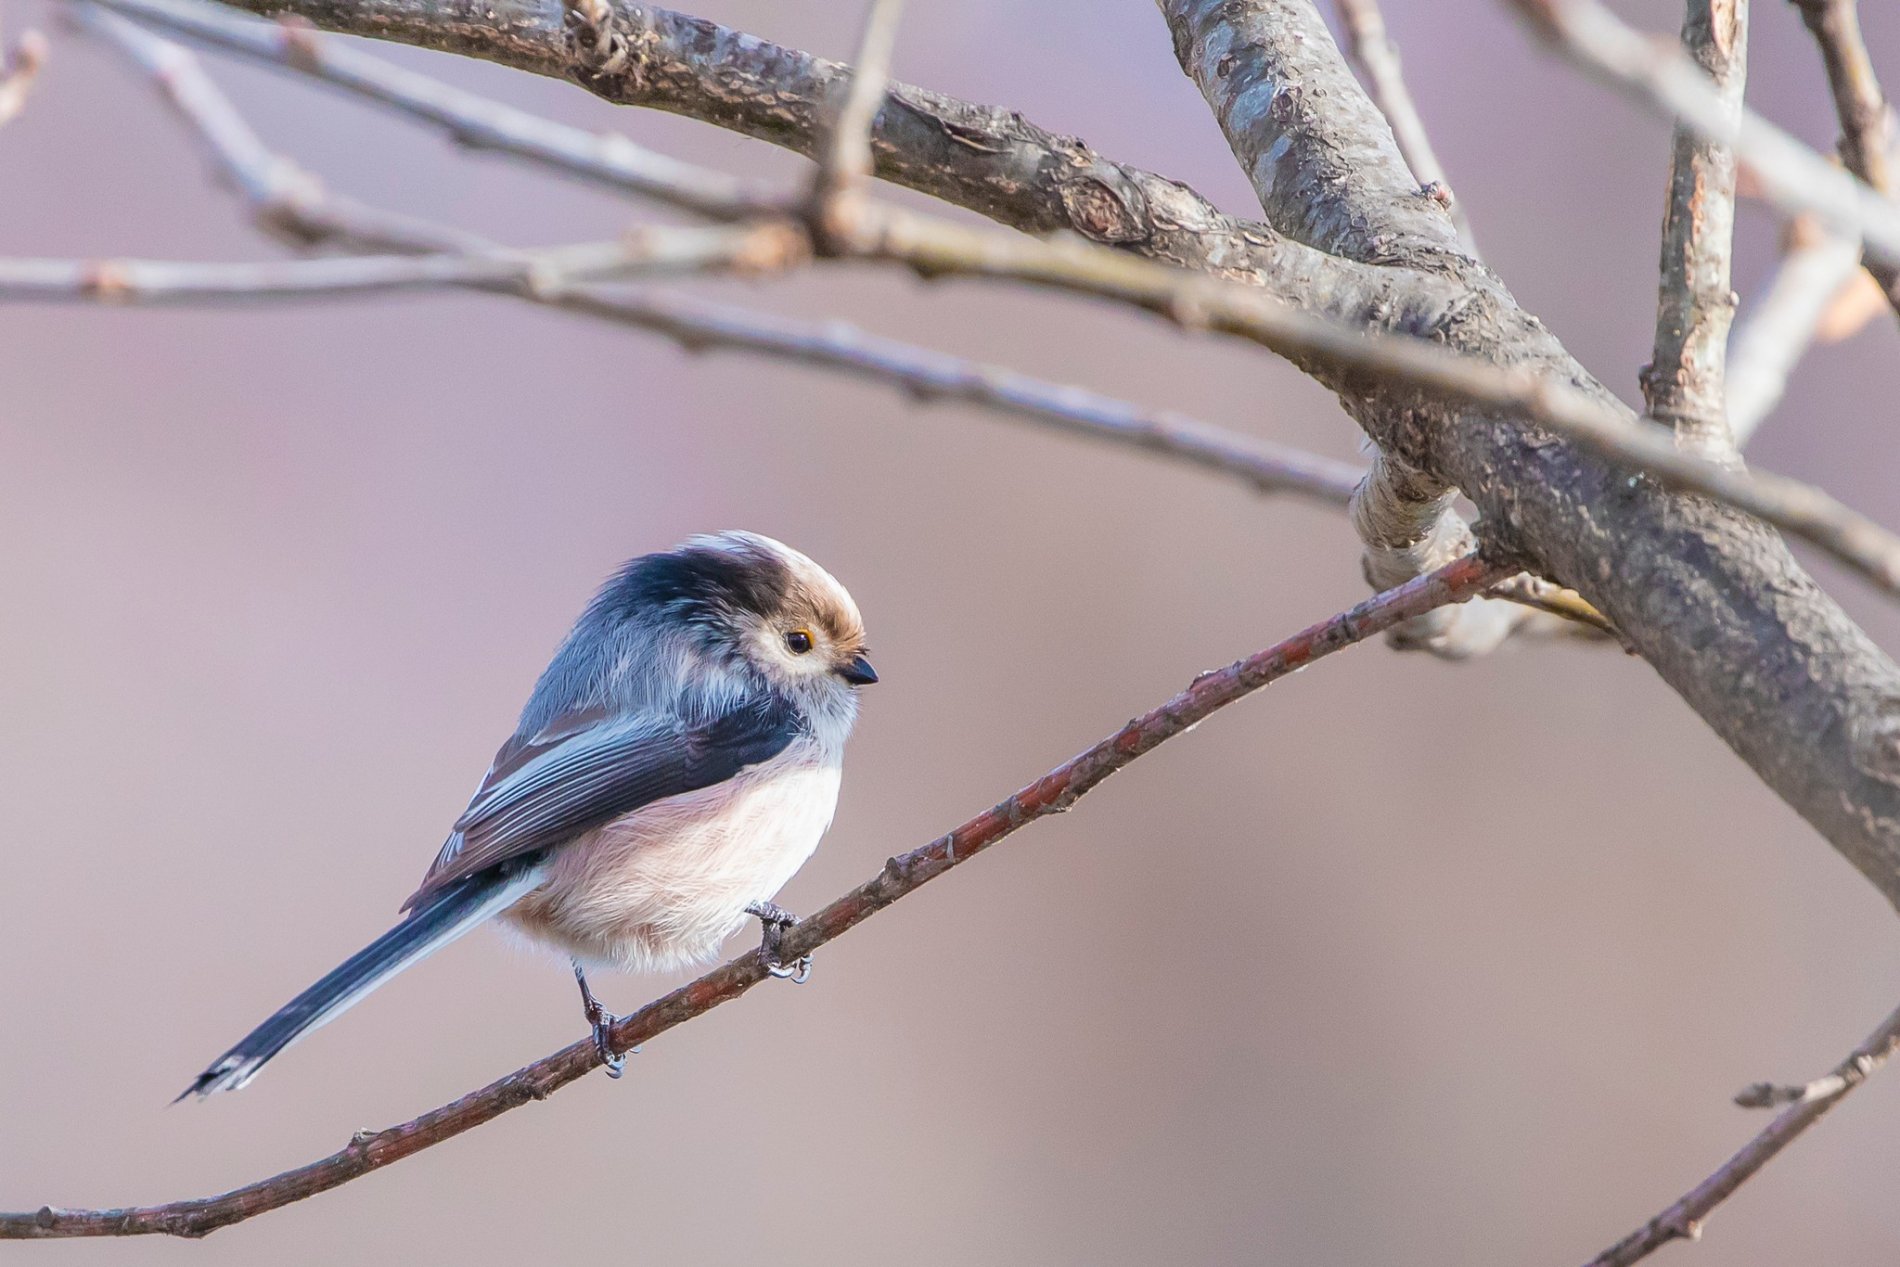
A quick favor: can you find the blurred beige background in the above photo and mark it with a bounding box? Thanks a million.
[5,0,1900,1262]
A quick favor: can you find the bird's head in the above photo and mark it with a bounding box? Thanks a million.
[633,531,875,720]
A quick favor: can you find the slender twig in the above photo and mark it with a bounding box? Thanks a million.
[1642,0,1746,462]
[1791,0,1900,319]
[0,229,792,301]
[1332,0,1477,251]
[809,0,905,241]
[120,0,768,217]
[1727,220,1864,444]
[0,22,47,129]
[1507,0,1900,269]
[1791,0,1893,191]
[0,553,1509,1240]
[100,0,744,209]
[839,201,1900,599]
[1587,999,1900,1267]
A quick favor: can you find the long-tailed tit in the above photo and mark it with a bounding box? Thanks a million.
[184,530,876,1096]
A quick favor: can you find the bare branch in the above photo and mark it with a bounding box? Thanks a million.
[1643,0,1746,462]
[1727,221,1864,444]
[0,22,47,129]
[0,228,790,301]
[808,0,904,242]
[1332,0,1478,251]
[1792,0,1894,192]
[1791,0,1900,319]
[1507,0,1900,268]
[0,553,1509,1239]
[1588,999,1900,1267]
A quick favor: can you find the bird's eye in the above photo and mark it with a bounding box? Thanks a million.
[785,629,814,655]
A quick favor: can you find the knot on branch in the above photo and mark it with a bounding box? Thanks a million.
[1055,175,1151,245]
[561,0,639,88]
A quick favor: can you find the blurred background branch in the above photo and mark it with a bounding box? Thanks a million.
[1332,0,1477,252]
[1791,0,1900,320]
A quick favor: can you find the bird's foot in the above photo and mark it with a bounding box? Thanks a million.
[745,899,813,984]
[573,961,635,1078]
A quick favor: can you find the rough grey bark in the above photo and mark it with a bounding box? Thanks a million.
[175,0,1900,908]
[1163,0,1465,267]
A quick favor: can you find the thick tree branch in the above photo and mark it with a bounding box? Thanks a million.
[1643,0,1746,462]
[1588,998,1900,1266]
[105,0,1518,649]
[90,2,1612,649]
[1163,0,1463,265]
[1791,0,1900,320]
[0,555,1507,1239]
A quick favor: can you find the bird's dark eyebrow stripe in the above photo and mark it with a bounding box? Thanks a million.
[598,541,792,621]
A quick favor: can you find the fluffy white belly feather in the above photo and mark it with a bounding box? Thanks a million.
[500,746,841,972]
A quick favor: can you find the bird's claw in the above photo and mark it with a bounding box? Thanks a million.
[746,899,814,985]
[592,1014,627,1078]
[765,954,814,983]
[573,959,635,1077]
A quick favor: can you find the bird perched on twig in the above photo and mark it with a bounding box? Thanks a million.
[184,531,877,1096]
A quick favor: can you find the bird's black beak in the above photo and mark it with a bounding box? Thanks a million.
[838,653,878,686]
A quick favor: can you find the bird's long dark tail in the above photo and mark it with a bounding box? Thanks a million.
[180,863,545,1099]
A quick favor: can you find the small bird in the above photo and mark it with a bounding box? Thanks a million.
[184,531,876,1097]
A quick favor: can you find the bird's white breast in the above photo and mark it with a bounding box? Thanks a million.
[500,742,842,972]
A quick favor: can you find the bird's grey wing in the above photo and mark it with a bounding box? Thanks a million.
[404,697,801,909]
